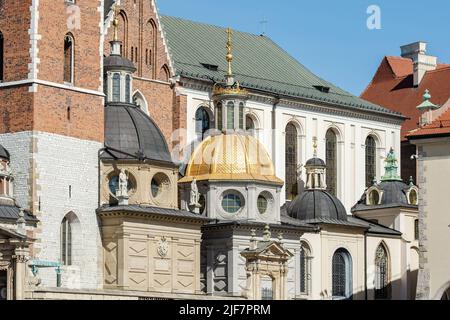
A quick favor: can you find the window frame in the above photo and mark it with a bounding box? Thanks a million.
[63,33,75,84]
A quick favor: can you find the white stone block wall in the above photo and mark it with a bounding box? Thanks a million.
[0,131,102,289]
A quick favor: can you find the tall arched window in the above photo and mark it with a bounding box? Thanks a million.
[227,102,235,130]
[125,75,131,103]
[239,103,244,130]
[112,73,121,102]
[300,242,312,296]
[326,129,338,196]
[285,123,298,201]
[366,136,377,187]
[148,19,158,78]
[61,216,73,265]
[195,107,210,140]
[246,115,255,134]
[332,248,352,300]
[216,103,223,131]
[63,34,74,84]
[0,31,4,81]
[375,244,390,299]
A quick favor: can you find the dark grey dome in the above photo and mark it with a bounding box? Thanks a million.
[352,180,415,211]
[0,144,10,161]
[305,157,326,167]
[103,103,173,164]
[288,190,348,221]
[104,54,136,73]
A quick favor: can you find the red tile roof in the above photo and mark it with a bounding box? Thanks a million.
[361,56,450,140]
[408,108,450,139]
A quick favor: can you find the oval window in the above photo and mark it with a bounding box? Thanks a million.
[257,195,268,214]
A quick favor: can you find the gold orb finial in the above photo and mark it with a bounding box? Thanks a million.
[226,28,233,76]
[112,4,121,41]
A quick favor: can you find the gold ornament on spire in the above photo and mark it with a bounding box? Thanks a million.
[226,28,233,76]
[112,4,120,41]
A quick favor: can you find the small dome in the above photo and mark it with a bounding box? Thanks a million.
[353,180,416,210]
[305,157,326,167]
[287,190,348,221]
[103,103,173,163]
[104,54,136,73]
[0,144,10,161]
[179,134,283,185]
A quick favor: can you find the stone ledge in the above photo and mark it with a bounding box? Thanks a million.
[25,288,245,301]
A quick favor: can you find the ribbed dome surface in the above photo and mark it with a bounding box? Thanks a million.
[104,55,136,72]
[179,134,283,185]
[305,157,326,167]
[103,103,173,163]
[287,190,348,221]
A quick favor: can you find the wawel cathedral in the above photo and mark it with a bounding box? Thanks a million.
[0,0,420,300]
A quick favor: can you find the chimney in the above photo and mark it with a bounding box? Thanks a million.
[400,42,437,87]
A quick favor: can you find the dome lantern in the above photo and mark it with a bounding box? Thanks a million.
[104,4,136,105]
[212,28,248,133]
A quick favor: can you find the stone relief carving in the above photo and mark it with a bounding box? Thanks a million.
[189,178,201,208]
[117,169,129,198]
[157,237,169,258]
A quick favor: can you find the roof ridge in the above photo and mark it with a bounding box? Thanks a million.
[160,14,263,39]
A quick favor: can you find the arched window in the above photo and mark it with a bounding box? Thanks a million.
[368,189,380,205]
[63,34,74,84]
[332,249,352,300]
[195,107,210,140]
[285,123,298,201]
[61,216,73,265]
[366,136,377,187]
[375,244,390,299]
[0,31,4,81]
[226,102,235,130]
[246,115,255,135]
[326,129,338,196]
[125,75,131,103]
[239,103,244,130]
[300,242,312,295]
[159,64,170,82]
[216,102,223,131]
[148,19,158,78]
[112,73,120,102]
[409,189,418,205]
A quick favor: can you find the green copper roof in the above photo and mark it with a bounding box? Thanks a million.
[381,148,402,182]
[417,89,439,111]
[160,15,405,119]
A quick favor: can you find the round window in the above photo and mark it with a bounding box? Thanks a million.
[150,173,170,200]
[257,195,268,214]
[151,178,161,198]
[222,192,243,214]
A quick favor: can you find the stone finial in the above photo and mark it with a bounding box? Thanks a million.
[250,229,257,250]
[278,232,283,242]
[263,225,271,242]
[372,177,378,186]
[409,176,415,187]
[16,209,26,235]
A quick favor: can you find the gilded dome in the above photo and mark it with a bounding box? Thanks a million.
[179,134,283,185]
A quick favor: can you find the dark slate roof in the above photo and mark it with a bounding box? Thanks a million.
[305,157,326,167]
[348,216,402,236]
[0,144,10,161]
[104,55,136,72]
[160,15,405,120]
[352,181,418,212]
[97,204,211,222]
[0,226,27,239]
[203,219,316,233]
[0,205,38,223]
[287,190,348,221]
[103,103,174,164]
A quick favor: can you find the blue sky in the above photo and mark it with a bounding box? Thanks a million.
[157,0,450,96]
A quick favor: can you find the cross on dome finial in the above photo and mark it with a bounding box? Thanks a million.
[113,4,121,41]
[226,28,234,77]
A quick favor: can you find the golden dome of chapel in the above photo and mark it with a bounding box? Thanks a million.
[179,133,283,185]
